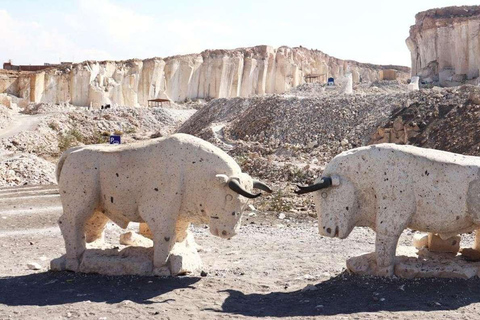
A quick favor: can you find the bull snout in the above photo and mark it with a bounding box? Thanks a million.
[319,224,340,238]
[210,227,237,239]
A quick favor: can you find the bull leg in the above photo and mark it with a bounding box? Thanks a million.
[374,180,415,277]
[58,202,98,271]
[85,210,109,243]
[140,205,179,276]
[151,216,177,276]
[375,231,401,277]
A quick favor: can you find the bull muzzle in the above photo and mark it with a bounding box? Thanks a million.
[294,177,332,195]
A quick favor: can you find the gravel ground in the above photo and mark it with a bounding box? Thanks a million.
[3,82,480,319]
[1,185,480,320]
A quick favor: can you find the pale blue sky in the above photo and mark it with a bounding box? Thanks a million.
[0,0,478,67]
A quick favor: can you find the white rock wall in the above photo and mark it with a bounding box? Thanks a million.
[3,45,409,106]
[406,6,480,84]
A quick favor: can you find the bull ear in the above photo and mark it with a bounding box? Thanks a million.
[215,174,229,184]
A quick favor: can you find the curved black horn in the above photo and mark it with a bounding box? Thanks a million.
[294,177,332,195]
[253,180,273,193]
[228,179,262,199]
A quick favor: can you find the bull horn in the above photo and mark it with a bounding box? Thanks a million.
[253,180,273,193]
[228,179,262,199]
[294,177,332,195]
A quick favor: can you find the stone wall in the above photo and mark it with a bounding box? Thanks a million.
[1,45,409,106]
[406,6,480,86]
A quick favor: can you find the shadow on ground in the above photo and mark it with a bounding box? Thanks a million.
[218,272,480,317]
[0,271,200,306]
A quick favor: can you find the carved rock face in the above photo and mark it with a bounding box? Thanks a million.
[1,46,409,106]
[407,5,480,84]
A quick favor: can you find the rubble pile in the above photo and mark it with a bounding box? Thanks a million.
[23,102,77,115]
[0,104,12,130]
[1,103,196,186]
[289,80,408,96]
[178,97,252,138]
[177,82,480,184]
[1,127,59,157]
[370,85,480,155]
[226,93,404,148]
[2,104,196,157]
[0,151,56,186]
[175,81,412,183]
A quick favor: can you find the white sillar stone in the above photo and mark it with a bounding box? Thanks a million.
[342,73,353,94]
[27,262,42,270]
[4,46,406,106]
[408,76,420,91]
[311,143,480,277]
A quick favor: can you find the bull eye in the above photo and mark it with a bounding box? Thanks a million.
[321,192,328,199]
[225,194,233,202]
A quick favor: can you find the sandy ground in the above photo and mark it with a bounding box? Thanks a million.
[2,185,480,319]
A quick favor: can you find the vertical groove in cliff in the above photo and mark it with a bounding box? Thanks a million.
[1,45,409,106]
[406,5,480,85]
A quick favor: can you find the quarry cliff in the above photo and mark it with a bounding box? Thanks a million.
[0,45,408,106]
[406,5,480,85]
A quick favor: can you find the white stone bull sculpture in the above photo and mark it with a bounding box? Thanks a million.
[296,144,480,276]
[55,133,271,275]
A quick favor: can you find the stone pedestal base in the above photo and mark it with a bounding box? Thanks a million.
[51,231,202,276]
[347,246,480,279]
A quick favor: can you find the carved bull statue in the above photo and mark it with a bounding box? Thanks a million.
[296,143,480,276]
[55,133,271,275]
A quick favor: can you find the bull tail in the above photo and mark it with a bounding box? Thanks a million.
[56,146,84,183]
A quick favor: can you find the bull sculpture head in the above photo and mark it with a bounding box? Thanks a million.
[295,175,357,239]
[208,173,272,239]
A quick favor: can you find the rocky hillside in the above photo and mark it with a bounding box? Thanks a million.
[179,81,411,183]
[1,45,409,106]
[370,85,480,155]
[0,103,196,186]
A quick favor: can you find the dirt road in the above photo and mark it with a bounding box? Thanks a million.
[1,185,480,319]
[0,113,47,140]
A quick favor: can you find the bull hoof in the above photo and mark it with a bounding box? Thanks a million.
[375,265,395,277]
[153,266,171,277]
[65,258,81,272]
[50,255,67,271]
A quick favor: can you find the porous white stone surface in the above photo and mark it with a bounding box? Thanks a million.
[311,143,480,276]
[53,133,269,276]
